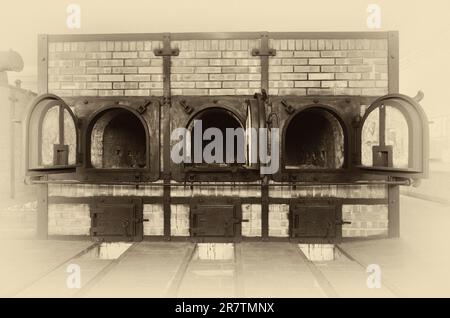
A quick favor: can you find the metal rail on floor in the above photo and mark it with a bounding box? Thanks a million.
[9,242,100,297]
[164,243,245,298]
[9,241,405,298]
[74,242,141,298]
[164,243,197,298]
[335,244,402,297]
[290,244,339,298]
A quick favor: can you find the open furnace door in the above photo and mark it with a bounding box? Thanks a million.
[25,94,80,174]
[359,93,429,181]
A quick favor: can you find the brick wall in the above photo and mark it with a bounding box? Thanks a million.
[170,204,190,236]
[48,203,90,235]
[268,39,388,96]
[170,40,261,95]
[48,183,164,197]
[269,184,388,238]
[269,184,387,199]
[48,41,164,97]
[241,204,262,237]
[143,204,164,235]
[170,183,261,197]
[269,204,289,237]
[46,36,389,98]
[46,183,388,238]
[342,204,388,238]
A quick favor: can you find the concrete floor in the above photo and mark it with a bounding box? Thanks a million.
[0,195,449,298]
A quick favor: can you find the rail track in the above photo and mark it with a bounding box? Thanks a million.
[10,241,400,298]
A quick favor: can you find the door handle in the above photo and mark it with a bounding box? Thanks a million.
[228,218,249,224]
[336,220,352,226]
[133,218,150,223]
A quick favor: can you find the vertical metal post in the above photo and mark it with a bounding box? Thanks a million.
[162,33,172,240]
[260,32,270,92]
[388,31,399,94]
[388,184,400,238]
[36,184,48,239]
[58,105,64,145]
[37,34,48,94]
[252,33,274,241]
[379,104,386,146]
[261,180,269,240]
[387,31,400,238]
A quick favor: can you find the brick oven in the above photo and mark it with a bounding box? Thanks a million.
[25,32,429,243]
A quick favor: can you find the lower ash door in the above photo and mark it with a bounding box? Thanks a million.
[290,202,342,242]
[90,198,144,242]
[190,203,242,238]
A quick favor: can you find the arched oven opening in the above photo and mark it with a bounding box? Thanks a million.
[285,108,345,169]
[90,108,147,169]
[187,107,245,167]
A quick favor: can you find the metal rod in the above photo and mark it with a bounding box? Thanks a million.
[30,179,411,187]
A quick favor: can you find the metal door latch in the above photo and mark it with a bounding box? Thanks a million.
[228,218,249,224]
[336,220,352,226]
[133,218,149,223]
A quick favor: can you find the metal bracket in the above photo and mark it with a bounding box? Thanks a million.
[160,96,171,107]
[179,100,194,114]
[254,89,268,102]
[162,172,171,181]
[153,47,180,56]
[137,100,151,114]
[281,99,295,114]
[251,48,276,57]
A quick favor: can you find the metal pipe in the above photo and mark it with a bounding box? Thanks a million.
[29,179,411,187]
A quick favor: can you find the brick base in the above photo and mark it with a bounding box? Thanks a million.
[269,204,289,237]
[241,204,262,237]
[342,204,388,238]
[42,183,390,240]
[143,204,164,235]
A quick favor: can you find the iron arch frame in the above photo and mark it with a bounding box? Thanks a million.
[271,96,360,183]
[25,93,81,174]
[169,96,263,182]
[74,97,161,183]
[357,93,429,179]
